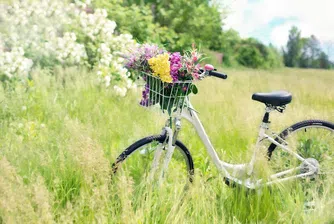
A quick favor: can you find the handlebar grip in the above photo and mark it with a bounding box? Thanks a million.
[208,70,228,79]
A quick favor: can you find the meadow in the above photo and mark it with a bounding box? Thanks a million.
[0,67,333,223]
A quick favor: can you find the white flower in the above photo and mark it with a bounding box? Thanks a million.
[99,43,110,54]
[101,9,107,18]
[54,32,87,64]
[113,85,127,97]
[70,32,76,41]
[15,47,25,56]
[32,25,39,32]
[0,47,33,79]
[105,75,111,87]
[126,80,137,89]
[103,21,116,34]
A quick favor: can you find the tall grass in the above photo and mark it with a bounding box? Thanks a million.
[0,66,333,223]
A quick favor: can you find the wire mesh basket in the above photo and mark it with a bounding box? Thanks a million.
[139,73,193,115]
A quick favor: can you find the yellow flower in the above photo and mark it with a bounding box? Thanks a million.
[148,53,172,83]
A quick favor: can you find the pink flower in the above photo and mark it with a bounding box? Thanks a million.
[169,52,182,82]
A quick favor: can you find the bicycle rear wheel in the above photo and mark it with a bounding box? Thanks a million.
[112,134,194,187]
[268,120,334,207]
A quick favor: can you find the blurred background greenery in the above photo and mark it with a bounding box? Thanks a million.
[93,0,332,69]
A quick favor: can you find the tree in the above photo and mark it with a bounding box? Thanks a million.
[299,35,325,69]
[284,28,332,70]
[152,0,223,51]
[236,38,264,68]
[318,52,331,69]
[235,38,282,68]
[94,0,161,43]
[219,29,241,66]
[95,0,224,52]
[299,37,311,68]
[283,26,302,67]
[266,44,284,68]
[307,35,321,68]
[299,37,319,68]
[93,0,284,68]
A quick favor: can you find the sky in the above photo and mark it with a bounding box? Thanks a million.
[222,0,334,59]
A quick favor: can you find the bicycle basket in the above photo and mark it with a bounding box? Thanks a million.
[140,73,193,115]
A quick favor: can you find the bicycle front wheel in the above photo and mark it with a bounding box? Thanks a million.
[268,120,334,206]
[112,134,194,187]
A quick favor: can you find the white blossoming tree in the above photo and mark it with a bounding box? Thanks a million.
[0,0,136,95]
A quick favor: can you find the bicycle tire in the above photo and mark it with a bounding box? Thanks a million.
[112,134,194,183]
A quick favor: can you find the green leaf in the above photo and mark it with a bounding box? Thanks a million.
[191,85,198,94]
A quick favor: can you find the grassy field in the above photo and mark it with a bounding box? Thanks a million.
[0,67,333,223]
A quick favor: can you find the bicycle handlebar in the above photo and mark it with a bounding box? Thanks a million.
[208,70,228,79]
[199,68,228,80]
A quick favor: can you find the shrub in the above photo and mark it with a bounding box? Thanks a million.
[0,0,137,95]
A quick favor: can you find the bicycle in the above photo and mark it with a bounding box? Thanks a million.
[112,66,334,196]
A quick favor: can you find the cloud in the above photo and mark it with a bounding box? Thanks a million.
[223,0,334,48]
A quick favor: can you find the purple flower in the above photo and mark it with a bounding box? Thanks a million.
[169,52,182,82]
[139,83,151,107]
[124,55,137,69]
[141,44,166,60]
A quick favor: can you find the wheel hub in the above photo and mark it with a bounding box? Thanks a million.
[300,158,320,178]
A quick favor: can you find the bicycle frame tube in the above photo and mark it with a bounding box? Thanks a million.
[181,102,249,179]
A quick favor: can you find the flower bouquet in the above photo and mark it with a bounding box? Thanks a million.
[125,44,202,114]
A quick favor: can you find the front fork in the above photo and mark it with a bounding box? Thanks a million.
[149,117,181,183]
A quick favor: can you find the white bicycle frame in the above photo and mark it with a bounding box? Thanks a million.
[153,100,318,189]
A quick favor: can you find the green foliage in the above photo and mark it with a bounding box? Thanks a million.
[283,26,332,69]
[24,48,59,69]
[219,29,241,66]
[153,0,223,51]
[93,0,285,69]
[93,0,182,50]
[234,38,283,69]
[318,52,332,69]
[236,42,264,68]
[267,44,284,68]
[94,0,223,51]
[283,26,302,67]
[299,35,322,68]
[94,0,156,42]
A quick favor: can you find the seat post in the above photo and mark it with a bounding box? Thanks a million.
[262,106,274,126]
[262,111,270,123]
